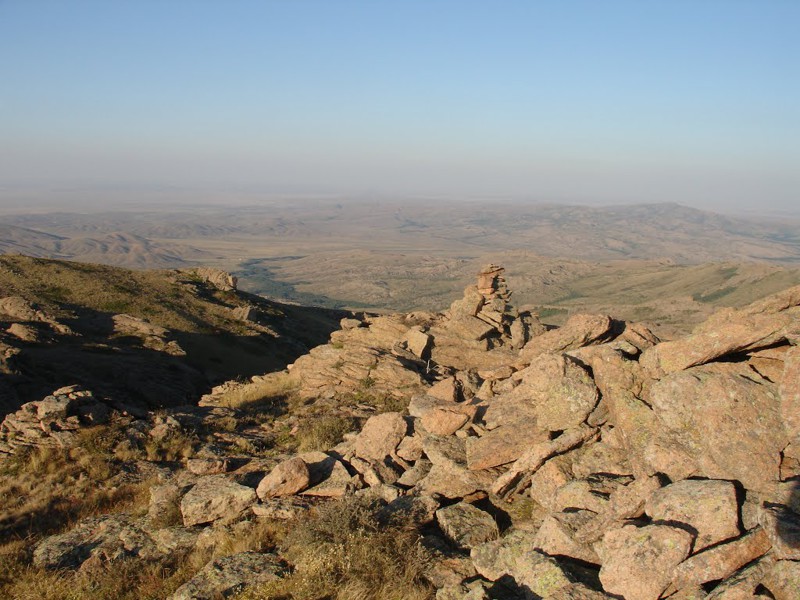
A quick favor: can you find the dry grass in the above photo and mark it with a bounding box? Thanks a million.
[218,372,299,411]
[294,415,357,452]
[0,428,153,542]
[235,496,433,600]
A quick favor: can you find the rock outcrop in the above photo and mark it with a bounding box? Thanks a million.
[0,385,110,455]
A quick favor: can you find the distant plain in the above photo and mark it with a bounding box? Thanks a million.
[2,199,799,337]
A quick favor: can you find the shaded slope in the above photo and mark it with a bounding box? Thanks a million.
[0,255,347,416]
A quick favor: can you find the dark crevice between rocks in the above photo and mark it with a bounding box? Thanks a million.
[754,583,777,599]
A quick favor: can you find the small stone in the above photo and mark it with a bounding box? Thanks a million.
[421,407,470,436]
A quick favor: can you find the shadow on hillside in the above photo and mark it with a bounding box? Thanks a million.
[1,301,345,418]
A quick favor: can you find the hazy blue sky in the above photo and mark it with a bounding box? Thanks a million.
[1,0,798,211]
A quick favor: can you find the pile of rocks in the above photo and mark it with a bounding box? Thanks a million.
[0,385,110,455]
[273,269,800,598]
[17,267,800,599]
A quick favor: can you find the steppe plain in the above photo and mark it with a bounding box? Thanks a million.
[2,199,800,335]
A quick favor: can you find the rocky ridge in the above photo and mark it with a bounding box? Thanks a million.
[3,264,800,599]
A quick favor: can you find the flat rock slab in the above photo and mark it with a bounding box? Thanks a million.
[421,406,470,436]
[466,422,550,470]
[641,310,797,375]
[520,313,614,361]
[180,475,257,527]
[436,502,499,549]
[33,514,160,570]
[170,552,285,600]
[667,528,771,592]
[646,479,740,551]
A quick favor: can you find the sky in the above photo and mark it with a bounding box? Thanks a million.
[1,0,798,213]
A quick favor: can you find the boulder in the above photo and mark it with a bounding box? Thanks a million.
[648,363,784,491]
[533,511,600,565]
[571,442,632,479]
[396,434,424,462]
[483,354,599,432]
[353,412,407,461]
[147,481,193,527]
[471,530,575,597]
[762,559,800,600]
[607,475,662,519]
[599,524,693,600]
[170,552,284,600]
[645,479,740,551]
[780,346,800,438]
[530,455,576,511]
[396,458,431,487]
[428,377,459,402]
[436,502,499,549]
[378,494,440,526]
[418,436,493,498]
[180,476,257,527]
[299,451,358,498]
[553,479,616,514]
[403,327,432,359]
[192,267,237,291]
[256,457,310,499]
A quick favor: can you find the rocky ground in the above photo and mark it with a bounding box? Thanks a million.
[1,263,799,599]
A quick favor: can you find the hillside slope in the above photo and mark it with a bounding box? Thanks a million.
[0,255,346,416]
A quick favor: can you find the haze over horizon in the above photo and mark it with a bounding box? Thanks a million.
[1,1,798,214]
